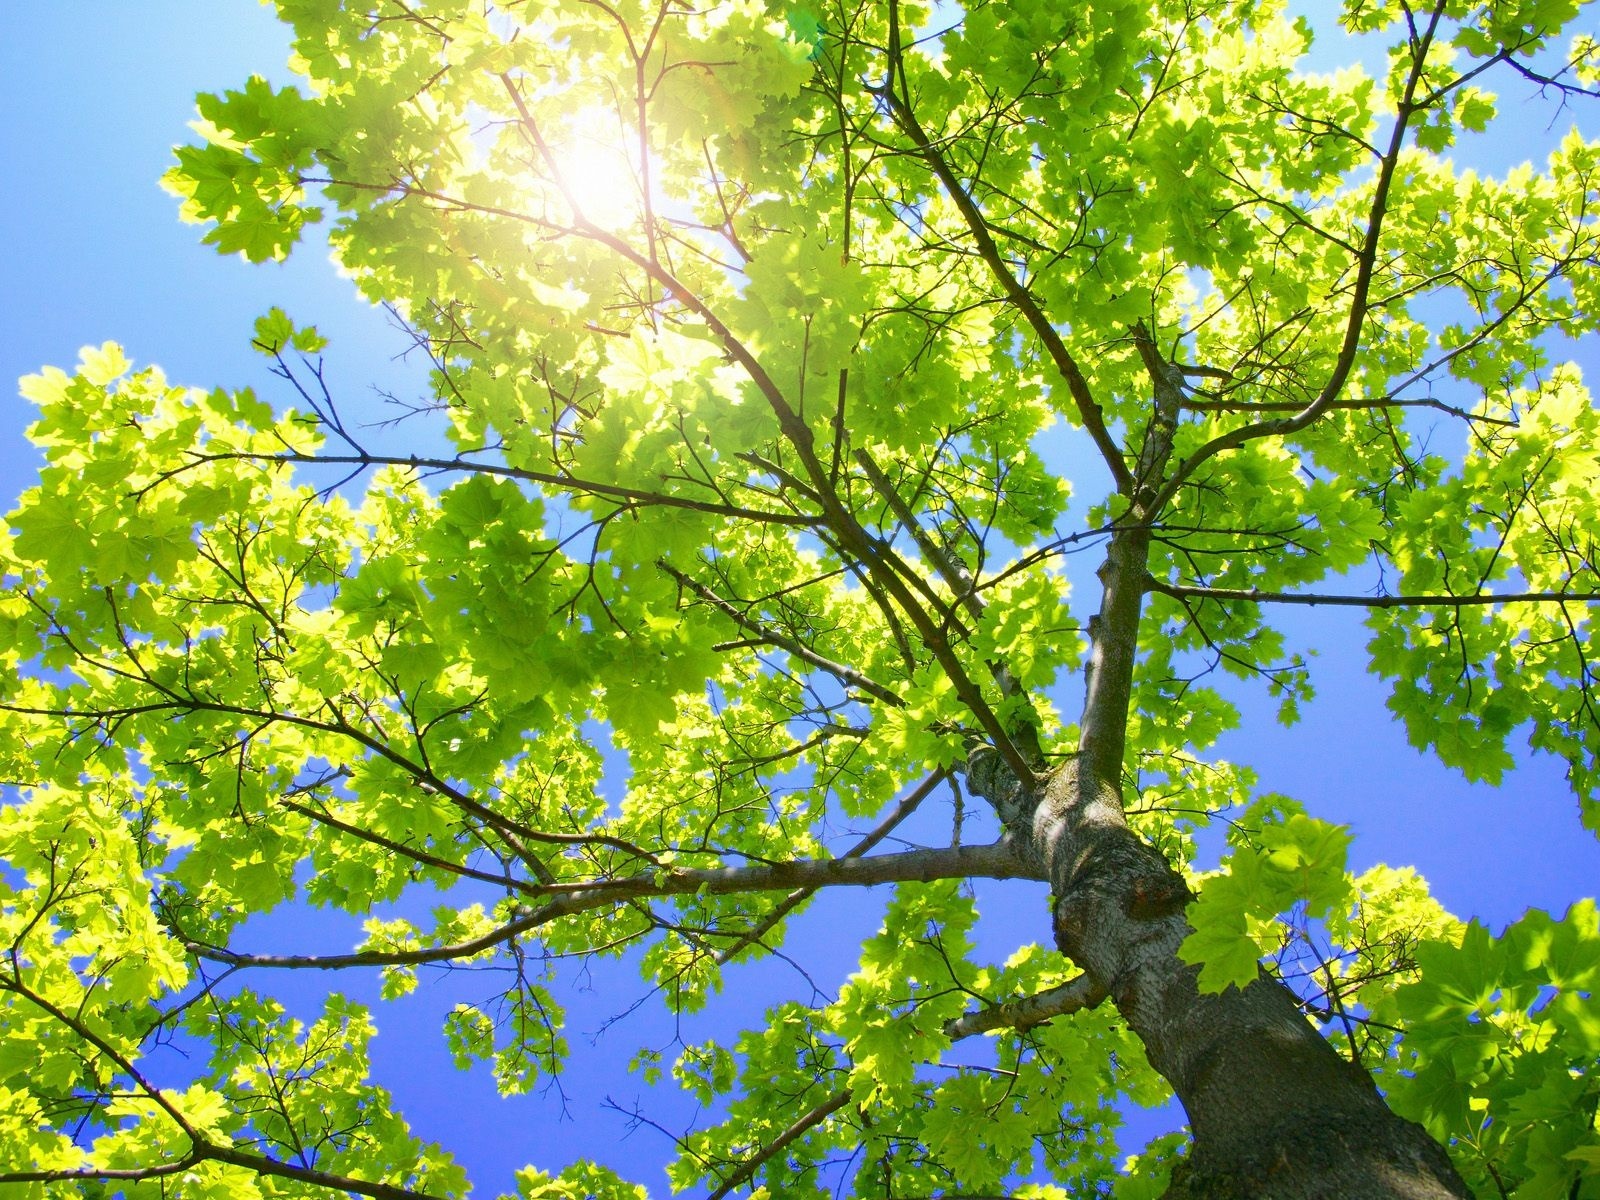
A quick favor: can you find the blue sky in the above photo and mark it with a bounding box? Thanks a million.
[4,4,1600,1196]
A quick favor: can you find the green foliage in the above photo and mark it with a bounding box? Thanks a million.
[1181,798,1356,993]
[504,1162,649,1200]
[164,76,326,262]
[1372,902,1600,1197]
[1114,1131,1190,1200]
[4,0,1600,1196]
[251,306,327,355]
[1368,361,1600,810]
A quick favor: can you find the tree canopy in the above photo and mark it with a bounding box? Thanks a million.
[3,1,1600,1197]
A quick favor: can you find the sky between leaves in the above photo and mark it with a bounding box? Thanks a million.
[3,2,1600,1194]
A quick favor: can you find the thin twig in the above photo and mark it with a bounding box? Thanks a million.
[1146,578,1600,609]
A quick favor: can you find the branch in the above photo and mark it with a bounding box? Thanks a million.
[485,81,819,466]
[1177,390,1515,428]
[1073,325,1185,795]
[941,973,1107,1040]
[852,447,983,622]
[658,559,905,707]
[307,169,1031,787]
[1,973,197,1141]
[1146,578,1600,609]
[188,841,1042,970]
[310,159,1031,786]
[0,1160,201,1187]
[198,1141,453,1200]
[0,977,452,1200]
[702,971,1103,1199]
[715,771,946,966]
[874,10,1131,493]
[706,1087,854,1200]
[1,1150,453,1200]
[277,795,546,893]
[179,448,815,529]
[1152,2,1448,510]
[3,686,656,870]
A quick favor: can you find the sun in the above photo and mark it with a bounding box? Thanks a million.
[540,104,649,232]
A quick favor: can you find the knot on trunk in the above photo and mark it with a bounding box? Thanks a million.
[964,745,1036,834]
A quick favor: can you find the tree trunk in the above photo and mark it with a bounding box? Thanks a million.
[1025,765,1470,1199]
[968,337,1475,1192]
[972,741,1469,1196]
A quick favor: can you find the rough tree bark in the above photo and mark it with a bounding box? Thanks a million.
[969,749,1473,1199]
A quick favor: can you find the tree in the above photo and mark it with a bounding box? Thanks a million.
[2,0,1599,1195]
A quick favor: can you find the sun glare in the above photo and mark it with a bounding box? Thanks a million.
[543,105,648,231]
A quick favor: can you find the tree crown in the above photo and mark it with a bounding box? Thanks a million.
[3,1,1600,1197]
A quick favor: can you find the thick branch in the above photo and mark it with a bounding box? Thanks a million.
[189,841,1041,970]
[715,771,945,965]
[196,1142,450,1200]
[941,973,1107,1040]
[1178,391,1515,427]
[0,1151,449,1200]
[0,1160,203,1188]
[1076,327,1184,795]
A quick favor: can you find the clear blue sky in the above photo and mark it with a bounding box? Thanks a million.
[3,5,1598,1196]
